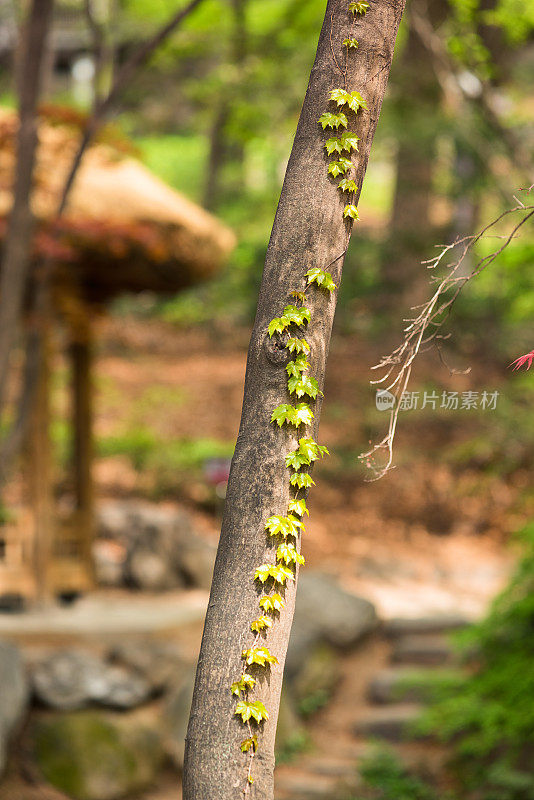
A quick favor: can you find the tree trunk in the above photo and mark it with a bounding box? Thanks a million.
[0,0,54,414]
[381,0,445,307]
[183,1,405,797]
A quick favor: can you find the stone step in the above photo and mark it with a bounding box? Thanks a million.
[367,666,460,705]
[353,703,425,742]
[384,615,470,639]
[390,634,454,666]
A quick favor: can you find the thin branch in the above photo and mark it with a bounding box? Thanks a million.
[360,196,534,480]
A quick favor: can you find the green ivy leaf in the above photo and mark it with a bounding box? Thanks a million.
[349,0,369,14]
[327,161,343,178]
[251,615,273,632]
[270,402,313,428]
[290,472,315,489]
[339,130,360,153]
[254,563,295,585]
[346,91,367,113]
[286,337,310,355]
[328,158,352,177]
[324,137,343,156]
[235,699,270,723]
[242,646,279,667]
[241,736,258,753]
[283,304,311,326]
[318,111,348,130]
[271,403,295,427]
[343,37,359,48]
[343,204,360,220]
[305,268,337,292]
[276,541,305,567]
[338,178,358,193]
[285,450,310,470]
[231,674,256,696]
[286,355,311,378]
[329,89,366,114]
[265,514,304,538]
[294,403,314,426]
[288,374,322,399]
[268,316,289,337]
[286,437,330,469]
[259,593,285,613]
[290,290,307,303]
[288,498,309,517]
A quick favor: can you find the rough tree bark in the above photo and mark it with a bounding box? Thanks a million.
[183,1,405,798]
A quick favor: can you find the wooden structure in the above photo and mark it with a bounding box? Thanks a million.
[0,107,235,603]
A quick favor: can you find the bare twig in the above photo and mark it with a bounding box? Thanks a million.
[360,195,534,480]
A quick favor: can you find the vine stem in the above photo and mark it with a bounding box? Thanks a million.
[243,720,255,797]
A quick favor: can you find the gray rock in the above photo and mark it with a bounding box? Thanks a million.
[96,500,215,590]
[286,572,378,676]
[33,710,164,800]
[127,549,176,591]
[384,615,470,638]
[108,641,187,692]
[367,667,433,705]
[354,704,424,742]
[0,640,29,774]
[164,665,196,768]
[391,635,453,666]
[32,650,151,711]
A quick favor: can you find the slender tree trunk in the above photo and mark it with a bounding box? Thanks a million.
[382,0,445,306]
[0,0,54,412]
[183,1,405,797]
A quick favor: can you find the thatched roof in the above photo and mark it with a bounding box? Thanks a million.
[0,107,236,303]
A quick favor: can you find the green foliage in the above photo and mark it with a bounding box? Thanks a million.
[265,514,304,539]
[338,178,358,194]
[235,700,270,724]
[349,1,369,14]
[287,374,322,399]
[286,337,310,355]
[240,736,258,753]
[288,498,309,517]
[328,159,352,177]
[250,615,273,632]
[343,37,359,48]
[318,111,348,130]
[289,472,315,489]
[241,646,279,667]
[417,523,534,800]
[283,304,311,325]
[270,402,314,428]
[254,563,295,585]
[324,130,360,155]
[343,203,359,219]
[286,437,329,469]
[276,541,305,566]
[259,593,285,613]
[286,354,311,377]
[350,748,440,800]
[231,674,257,696]
[305,268,337,292]
[329,88,367,113]
[268,316,290,336]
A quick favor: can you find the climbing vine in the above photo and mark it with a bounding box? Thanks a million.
[230,0,369,793]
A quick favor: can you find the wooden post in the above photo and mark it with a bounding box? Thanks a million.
[70,317,95,586]
[29,328,54,603]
